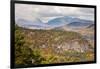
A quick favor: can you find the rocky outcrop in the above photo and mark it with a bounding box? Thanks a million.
[39,39,93,54]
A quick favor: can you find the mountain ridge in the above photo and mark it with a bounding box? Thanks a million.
[15,16,94,30]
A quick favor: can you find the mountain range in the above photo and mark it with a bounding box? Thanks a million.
[15,16,94,30]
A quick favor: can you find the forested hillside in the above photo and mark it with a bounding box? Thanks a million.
[15,25,94,66]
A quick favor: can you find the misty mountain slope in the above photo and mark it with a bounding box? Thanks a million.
[47,16,73,27]
[15,16,94,30]
[47,16,93,28]
[87,24,94,30]
[67,22,92,28]
[15,18,50,29]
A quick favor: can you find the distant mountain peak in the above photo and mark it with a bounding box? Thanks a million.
[47,16,93,29]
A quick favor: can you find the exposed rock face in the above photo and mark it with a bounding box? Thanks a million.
[37,38,93,55]
[51,40,92,54]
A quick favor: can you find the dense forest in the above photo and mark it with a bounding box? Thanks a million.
[15,25,94,66]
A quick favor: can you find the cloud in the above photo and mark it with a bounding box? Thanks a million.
[15,3,94,23]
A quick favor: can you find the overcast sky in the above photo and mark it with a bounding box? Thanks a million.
[15,4,94,23]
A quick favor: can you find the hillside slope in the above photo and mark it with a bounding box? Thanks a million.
[15,25,94,66]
